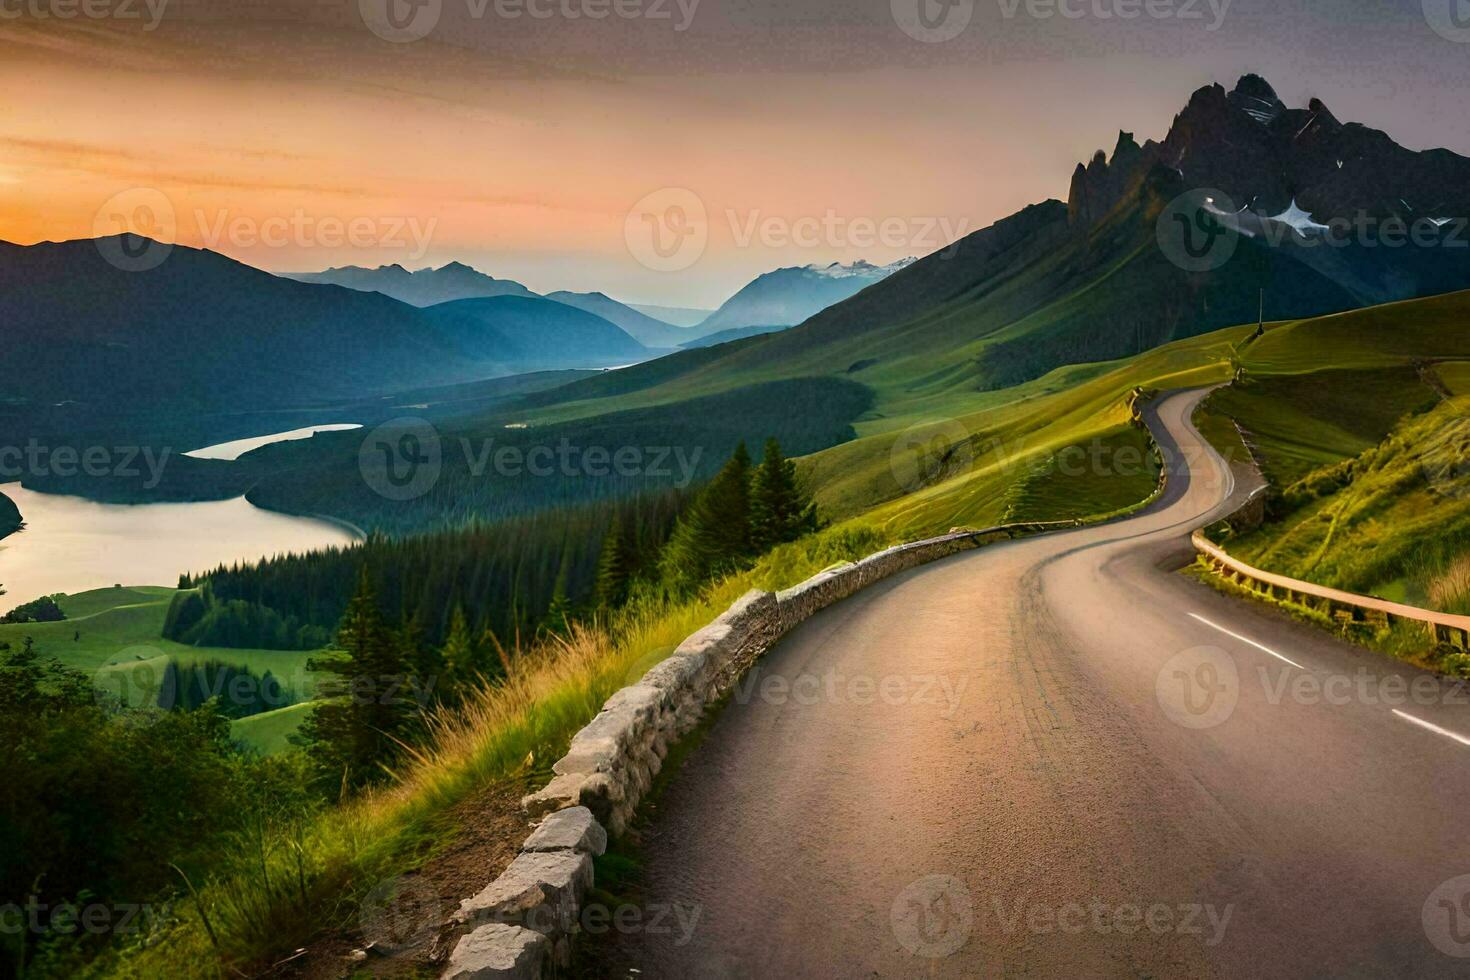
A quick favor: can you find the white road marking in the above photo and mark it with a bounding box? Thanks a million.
[1187,612,1306,670]
[1392,709,1470,748]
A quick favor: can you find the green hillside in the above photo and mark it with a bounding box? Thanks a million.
[1208,393,1470,614]
[0,586,320,753]
[812,288,1470,539]
[1199,367,1439,489]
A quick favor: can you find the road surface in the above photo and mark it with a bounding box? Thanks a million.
[611,389,1470,978]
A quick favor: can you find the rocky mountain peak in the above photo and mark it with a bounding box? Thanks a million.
[1228,73,1284,123]
[1064,73,1470,230]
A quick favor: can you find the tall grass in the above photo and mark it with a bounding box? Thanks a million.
[1427,554,1470,615]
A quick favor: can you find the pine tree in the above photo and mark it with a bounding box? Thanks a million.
[595,517,630,610]
[299,570,414,790]
[750,437,820,550]
[439,604,478,697]
[660,443,756,595]
[544,580,573,636]
[399,610,436,688]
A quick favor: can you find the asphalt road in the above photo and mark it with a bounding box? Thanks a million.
[614,388,1470,979]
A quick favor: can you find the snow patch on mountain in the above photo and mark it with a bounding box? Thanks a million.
[808,258,916,279]
[1270,200,1330,234]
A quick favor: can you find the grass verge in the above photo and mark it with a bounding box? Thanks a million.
[1186,561,1470,679]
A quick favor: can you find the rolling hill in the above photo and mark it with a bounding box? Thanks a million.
[679,324,792,349]
[0,585,319,753]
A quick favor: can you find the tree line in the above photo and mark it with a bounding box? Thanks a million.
[166,489,692,651]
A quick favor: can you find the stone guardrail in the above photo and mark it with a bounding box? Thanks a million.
[440,403,1174,978]
[1193,528,1470,650]
[440,520,1083,978]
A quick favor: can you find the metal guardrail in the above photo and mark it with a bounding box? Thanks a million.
[1193,528,1470,650]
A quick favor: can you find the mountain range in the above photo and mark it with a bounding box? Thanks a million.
[287,261,909,345]
[1068,74,1470,228]
[284,263,695,346]
[284,261,536,305]
[0,240,652,426]
[481,74,1470,426]
[10,74,1468,507]
[0,235,934,446]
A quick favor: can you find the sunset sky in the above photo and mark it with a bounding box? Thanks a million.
[4,0,1468,307]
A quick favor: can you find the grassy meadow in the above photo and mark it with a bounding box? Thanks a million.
[0,586,320,753]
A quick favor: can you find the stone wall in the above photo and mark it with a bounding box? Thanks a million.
[442,520,1086,978]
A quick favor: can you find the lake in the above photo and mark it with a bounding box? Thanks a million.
[0,482,361,607]
[184,423,363,461]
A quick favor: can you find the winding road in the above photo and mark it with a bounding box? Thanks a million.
[616,388,1470,978]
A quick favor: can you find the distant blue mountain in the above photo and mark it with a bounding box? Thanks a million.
[697,259,915,332]
[285,261,537,306]
[0,239,648,419]
[545,290,699,348]
[424,295,650,368]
